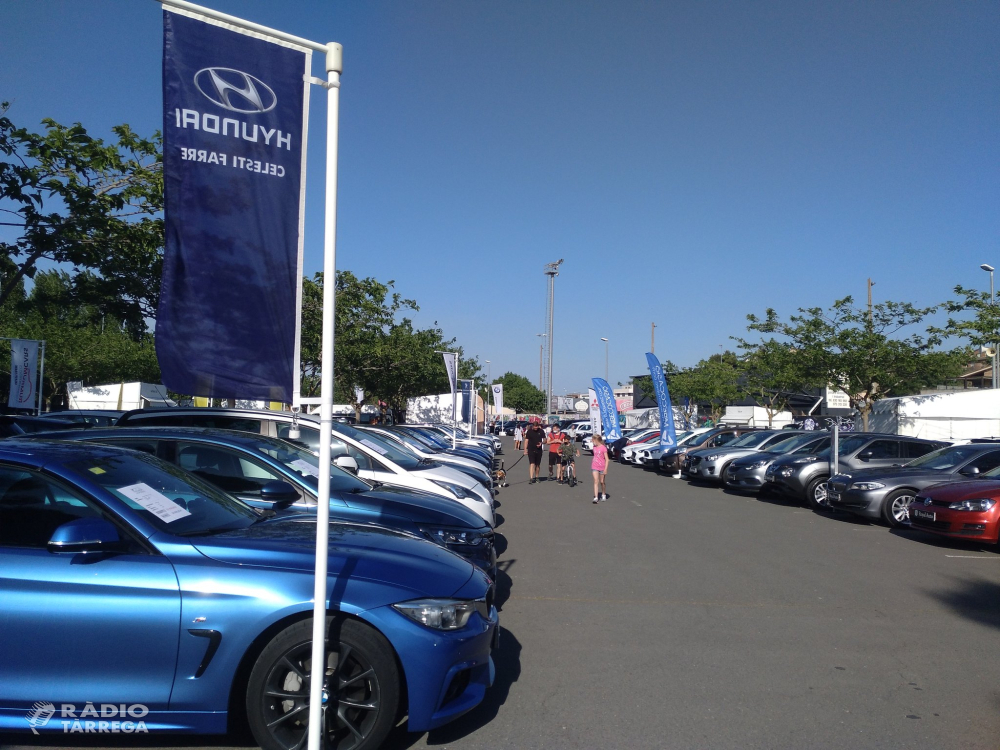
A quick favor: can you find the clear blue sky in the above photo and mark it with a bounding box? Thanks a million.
[2,0,997,394]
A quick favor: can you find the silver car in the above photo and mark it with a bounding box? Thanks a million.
[724,432,830,492]
[686,430,802,483]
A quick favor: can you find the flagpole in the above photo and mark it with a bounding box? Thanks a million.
[307,41,343,750]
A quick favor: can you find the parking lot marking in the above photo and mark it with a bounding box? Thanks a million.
[944,555,1000,559]
[630,500,642,507]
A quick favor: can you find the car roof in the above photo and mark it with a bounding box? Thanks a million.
[16,425,285,448]
[0,439,138,468]
[118,406,317,424]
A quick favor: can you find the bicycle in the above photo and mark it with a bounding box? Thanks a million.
[562,457,578,487]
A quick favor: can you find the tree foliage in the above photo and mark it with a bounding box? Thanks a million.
[494,371,546,414]
[300,271,483,420]
[668,352,744,422]
[0,270,159,407]
[0,103,163,337]
[748,297,966,430]
[731,337,820,426]
[937,285,1000,352]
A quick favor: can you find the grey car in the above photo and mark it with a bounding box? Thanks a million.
[685,430,802,484]
[724,432,831,492]
[827,442,1000,527]
[766,432,945,510]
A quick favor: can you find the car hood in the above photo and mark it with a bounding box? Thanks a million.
[342,485,488,529]
[732,451,780,467]
[834,467,954,485]
[185,517,475,597]
[920,479,1000,502]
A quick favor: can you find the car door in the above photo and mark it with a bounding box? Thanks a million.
[855,439,902,469]
[0,465,181,712]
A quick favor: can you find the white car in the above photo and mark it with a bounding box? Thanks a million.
[636,428,712,467]
[364,426,493,488]
[564,421,590,440]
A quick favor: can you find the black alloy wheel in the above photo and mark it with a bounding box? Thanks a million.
[247,617,399,750]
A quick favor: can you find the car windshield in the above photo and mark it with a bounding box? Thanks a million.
[384,429,438,454]
[328,423,421,470]
[246,434,372,493]
[773,433,827,455]
[64,451,259,536]
[730,432,771,448]
[405,427,449,449]
[906,445,988,471]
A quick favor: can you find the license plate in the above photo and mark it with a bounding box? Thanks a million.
[913,509,935,522]
[827,491,840,502]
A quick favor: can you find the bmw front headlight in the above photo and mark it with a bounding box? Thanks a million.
[393,599,486,630]
[791,456,818,464]
[418,526,489,547]
[431,479,478,501]
[850,482,886,491]
[948,498,996,512]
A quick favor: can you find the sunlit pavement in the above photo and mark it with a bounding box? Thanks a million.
[7,436,1000,750]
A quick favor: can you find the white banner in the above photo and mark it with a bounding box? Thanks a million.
[353,385,364,404]
[491,383,503,416]
[9,339,39,410]
[588,387,602,437]
[441,352,458,422]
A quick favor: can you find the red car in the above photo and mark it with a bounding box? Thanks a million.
[909,480,1000,544]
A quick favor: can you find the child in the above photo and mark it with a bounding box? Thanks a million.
[559,436,579,486]
[591,434,609,503]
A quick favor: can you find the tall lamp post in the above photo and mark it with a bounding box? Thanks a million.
[536,333,546,391]
[982,263,996,389]
[543,259,563,422]
[601,337,609,381]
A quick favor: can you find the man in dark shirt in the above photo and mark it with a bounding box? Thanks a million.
[523,420,546,484]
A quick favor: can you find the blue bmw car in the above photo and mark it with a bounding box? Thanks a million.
[21,427,497,576]
[0,442,498,749]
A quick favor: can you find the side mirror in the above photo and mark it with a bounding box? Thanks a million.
[335,455,360,475]
[260,480,300,505]
[960,466,981,477]
[858,450,873,461]
[47,518,121,554]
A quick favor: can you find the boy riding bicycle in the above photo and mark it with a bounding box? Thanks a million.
[559,438,579,487]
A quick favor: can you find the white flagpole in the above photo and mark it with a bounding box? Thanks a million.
[308,41,343,750]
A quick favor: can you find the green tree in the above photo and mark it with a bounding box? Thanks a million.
[937,285,1000,354]
[669,352,745,423]
[748,297,966,431]
[0,270,159,407]
[493,371,546,414]
[0,104,163,336]
[730,337,820,426]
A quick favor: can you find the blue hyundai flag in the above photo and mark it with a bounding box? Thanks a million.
[158,10,311,402]
[460,380,473,423]
[591,378,622,441]
[646,352,678,448]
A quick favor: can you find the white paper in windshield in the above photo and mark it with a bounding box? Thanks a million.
[359,438,389,456]
[289,458,320,477]
[117,482,192,523]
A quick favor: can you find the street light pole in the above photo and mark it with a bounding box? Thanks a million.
[982,264,996,389]
[601,337,609,381]
[543,259,563,423]
[536,333,546,391]
[485,360,491,428]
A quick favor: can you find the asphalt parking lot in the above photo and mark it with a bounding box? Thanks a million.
[6,435,1000,750]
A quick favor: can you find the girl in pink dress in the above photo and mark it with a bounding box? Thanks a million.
[591,435,609,503]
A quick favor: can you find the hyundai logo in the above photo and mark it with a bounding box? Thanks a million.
[194,68,276,114]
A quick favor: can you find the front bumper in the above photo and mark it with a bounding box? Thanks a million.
[365,600,499,733]
[689,457,726,482]
[909,505,1000,543]
[660,454,683,473]
[826,484,886,519]
[725,463,769,490]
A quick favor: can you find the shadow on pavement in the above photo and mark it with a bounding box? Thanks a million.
[922,576,1000,631]
[494,558,515,611]
[493,532,508,556]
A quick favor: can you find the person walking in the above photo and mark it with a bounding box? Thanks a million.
[513,423,523,450]
[546,424,567,482]
[523,419,546,484]
[591,434,609,503]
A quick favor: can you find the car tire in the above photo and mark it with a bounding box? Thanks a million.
[804,476,830,511]
[881,488,915,528]
[247,616,399,750]
[718,461,733,485]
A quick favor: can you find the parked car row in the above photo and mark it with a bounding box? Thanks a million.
[0,407,507,748]
[616,423,1000,546]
